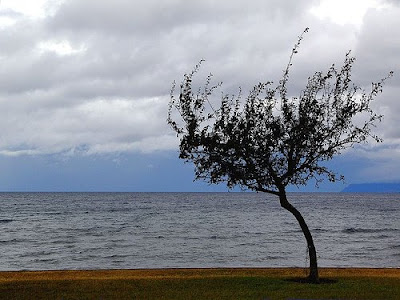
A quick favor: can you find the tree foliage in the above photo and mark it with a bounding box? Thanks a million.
[168,28,392,283]
[168,28,392,195]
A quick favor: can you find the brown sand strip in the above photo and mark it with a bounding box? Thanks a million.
[0,268,399,282]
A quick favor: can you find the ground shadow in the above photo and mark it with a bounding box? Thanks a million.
[284,277,338,284]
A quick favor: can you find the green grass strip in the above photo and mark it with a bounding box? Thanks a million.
[0,268,398,299]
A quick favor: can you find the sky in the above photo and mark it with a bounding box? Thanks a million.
[0,0,399,192]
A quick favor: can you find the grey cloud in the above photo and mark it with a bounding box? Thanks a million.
[0,97,171,155]
[0,0,398,160]
[383,0,400,5]
[48,0,315,36]
[373,86,400,141]
[352,6,400,146]
[0,20,43,56]
[355,7,400,84]
[0,8,23,17]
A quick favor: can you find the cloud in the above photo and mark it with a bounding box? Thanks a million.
[0,0,398,165]
[354,6,400,80]
[0,96,173,155]
[352,5,400,147]
[48,0,313,35]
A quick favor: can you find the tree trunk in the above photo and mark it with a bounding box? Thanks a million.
[278,190,319,283]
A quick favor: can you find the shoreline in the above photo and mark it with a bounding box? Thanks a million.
[1,267,399,281]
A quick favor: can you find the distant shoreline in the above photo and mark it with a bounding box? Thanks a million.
[341,183,400,193]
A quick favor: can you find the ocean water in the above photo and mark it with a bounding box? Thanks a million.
[0,192,398,271]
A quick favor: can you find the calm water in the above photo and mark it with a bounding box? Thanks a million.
[0,192,398,271]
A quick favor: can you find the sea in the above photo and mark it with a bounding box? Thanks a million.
[0,192,398,271]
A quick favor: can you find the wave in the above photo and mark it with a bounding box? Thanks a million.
[0,192,398,270]
[342,227,399,234]
[0,238,26,244]
[32,258,59,263]
[0,219,13,223]
[388,244,400,249]
[313,228,330,232]
[265,255,285,260]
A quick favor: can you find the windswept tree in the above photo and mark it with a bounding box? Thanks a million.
[167,28,392,283]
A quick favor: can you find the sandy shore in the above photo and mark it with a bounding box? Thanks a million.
[0,268,399,282]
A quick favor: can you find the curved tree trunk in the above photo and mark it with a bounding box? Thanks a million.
[278,191,319,283]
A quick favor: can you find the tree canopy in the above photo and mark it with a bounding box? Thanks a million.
[167,28,392,282]
[168,29,392,195]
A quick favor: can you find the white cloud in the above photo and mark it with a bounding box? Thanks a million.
[38,39,86,56]
[0,0,63,19]
[309,0,390,26]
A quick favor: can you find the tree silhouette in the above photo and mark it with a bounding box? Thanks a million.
[167,28,392,283]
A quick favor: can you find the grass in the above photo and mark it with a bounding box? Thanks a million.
[0,268,399,299]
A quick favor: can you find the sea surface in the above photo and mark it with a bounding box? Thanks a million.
[0,192,398,271]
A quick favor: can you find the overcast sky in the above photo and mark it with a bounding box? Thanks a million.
[0,0,399,192]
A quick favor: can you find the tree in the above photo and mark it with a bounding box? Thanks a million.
[167,28,392,283]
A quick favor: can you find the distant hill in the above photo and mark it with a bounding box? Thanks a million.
[341,183,400,193]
